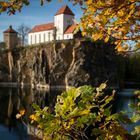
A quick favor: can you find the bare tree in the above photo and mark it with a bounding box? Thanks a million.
[17,24,30,46]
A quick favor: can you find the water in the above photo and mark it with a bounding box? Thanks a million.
[115,89,140,133]
[0,87,139,139]
[0,87,47,140]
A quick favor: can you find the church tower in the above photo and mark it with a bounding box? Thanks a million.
[3,25,18,49]
[54,5,75,40]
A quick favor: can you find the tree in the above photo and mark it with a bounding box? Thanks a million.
[0,0,52,15]
[17,24,30,46]
[0,0,140,51]
[70,0,140,52]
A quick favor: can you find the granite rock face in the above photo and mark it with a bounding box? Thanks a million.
[65,40,119,88]
[0,40,121,88]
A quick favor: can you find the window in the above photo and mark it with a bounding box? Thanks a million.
[35,34,36,44]
[48,32,50,41]
[67,35,69,39]
[39,34,41,43]
[30,35,32,44]
[44,33,45,42]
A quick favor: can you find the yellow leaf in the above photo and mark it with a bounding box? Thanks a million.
[82,31,86,36]
[37,124,43,129]
[116,45,124,52]
[104,36,109,42]
[16,109,25,119]
[16,114,22,119]
[92,33,102,41]
[19,109,25,116]
[30,114,37,121]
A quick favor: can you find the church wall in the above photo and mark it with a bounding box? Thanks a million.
[54,14,74,40]
[64,33,73,39]
[28,30,54,45]
[54,14,64,40]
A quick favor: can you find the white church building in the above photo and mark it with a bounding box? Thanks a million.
[28,5,77,45]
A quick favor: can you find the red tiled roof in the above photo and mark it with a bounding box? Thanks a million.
[64,24,77,34]
[55,5,74,16]
[3,25,17,33]
[29,23,54,33]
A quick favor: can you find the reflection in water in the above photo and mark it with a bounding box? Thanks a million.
[0,87,47,140]
[0,87,139,139]
[115,89,140,133]
[116,89,137,114]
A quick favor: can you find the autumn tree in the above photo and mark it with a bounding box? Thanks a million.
[17,24,30,46]
[0,0,51,14]
[0,0,139,51]
[70,0,140,52]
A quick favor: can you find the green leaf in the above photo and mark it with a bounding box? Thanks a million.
[134,126,140,134]
[96,83,107,92]
[92,128,103,135]
[116,135,123,140]
[104,106,112,116]
[131,114,140,123]
[118,114,133,124]
[32,103,41,111]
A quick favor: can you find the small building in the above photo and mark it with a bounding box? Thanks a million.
[28,5,77,45]
[3,25,18,49]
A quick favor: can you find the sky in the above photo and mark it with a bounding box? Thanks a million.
[0,0,83,42]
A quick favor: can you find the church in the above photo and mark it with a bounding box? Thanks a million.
[28,5,77,45]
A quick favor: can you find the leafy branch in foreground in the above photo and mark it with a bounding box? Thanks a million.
[130,90,140,137]
[26,83,139,140]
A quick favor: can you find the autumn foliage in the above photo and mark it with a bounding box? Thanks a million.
[0,0,140,52]
[70,0,140,51]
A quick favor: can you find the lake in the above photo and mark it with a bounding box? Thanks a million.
[0,87,47,140]
[0,87,139,140]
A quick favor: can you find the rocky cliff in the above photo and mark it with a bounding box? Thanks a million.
[0,39,121,89]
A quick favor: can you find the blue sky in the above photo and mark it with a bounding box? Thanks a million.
[0,0,83,41]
